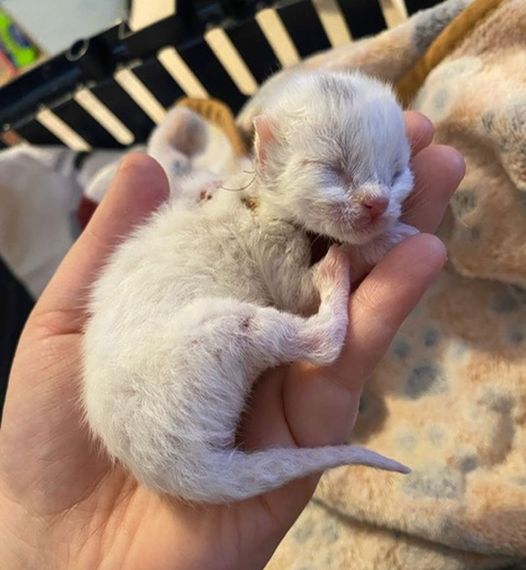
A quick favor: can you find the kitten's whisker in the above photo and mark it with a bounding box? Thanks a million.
[310,233,323,249]
[220,173,257,192]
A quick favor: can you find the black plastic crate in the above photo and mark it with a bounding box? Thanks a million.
[0,0,443,151]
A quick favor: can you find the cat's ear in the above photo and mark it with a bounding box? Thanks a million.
[253,115,275,166]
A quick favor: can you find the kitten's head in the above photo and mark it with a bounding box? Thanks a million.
[253,71,413,245]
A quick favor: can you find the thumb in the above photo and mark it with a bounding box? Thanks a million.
[33,153,169,332]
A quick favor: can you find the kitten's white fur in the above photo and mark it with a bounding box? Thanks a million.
[83,71,416,503]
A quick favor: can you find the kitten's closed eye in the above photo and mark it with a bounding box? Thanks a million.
[301,160,353,186]
[300,158,326,168]
[326,164,353,186]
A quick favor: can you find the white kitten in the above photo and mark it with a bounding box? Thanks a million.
[83,71,416,504]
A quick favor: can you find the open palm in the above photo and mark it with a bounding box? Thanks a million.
[0,112,464,570]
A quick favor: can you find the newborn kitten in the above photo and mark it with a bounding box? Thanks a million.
[83,71,416,503]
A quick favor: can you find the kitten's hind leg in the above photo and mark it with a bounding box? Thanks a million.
[245,246,351,370]
[174,245,350,414]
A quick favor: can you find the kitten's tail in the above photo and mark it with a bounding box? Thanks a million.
[187,446,409,503]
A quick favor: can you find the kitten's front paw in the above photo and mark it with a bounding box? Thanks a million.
[313,245,351,302]
[305,246,350,365]
[360,223,419,265]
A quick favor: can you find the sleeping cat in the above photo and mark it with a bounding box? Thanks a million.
[83,71,417,503]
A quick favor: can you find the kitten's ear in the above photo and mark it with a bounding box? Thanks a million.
[253,115,275,166]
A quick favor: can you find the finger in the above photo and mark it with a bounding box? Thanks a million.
[341,233,446,383]
[283,233,447,447]
[403,144,465,232]
[405,110,434,155]
[34,153,169,326]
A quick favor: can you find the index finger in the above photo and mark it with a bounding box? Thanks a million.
[405,110,434,156]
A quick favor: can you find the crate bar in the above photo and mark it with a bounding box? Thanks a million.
[91,79,155,144]
[275,0,331,58]
[74,89,135,146]
[256,7,300,68]
[176,41,247,113]
[312,0,353,47]
[334,0,387,39]
[157,47,209,99]
[114,68,167,124]
[36,108,91,151]
[51,99,123,149]
[404,0,443,14]
[123,13,246,108]
[14,119,63,146]
[132,58,185,109]
[223,17,281,85]
[378,0,408,27]
[121,13,201,61]
[205,27,259,95]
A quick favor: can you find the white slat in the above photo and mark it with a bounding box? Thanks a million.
[379,0,409,28]
[256,7,300,67]
[205,27,258,95]
[74,88,135,146]
[36,109,91,151]
[312,0,353,46]
[157,47,209,99]
[114,67,167,124]
[128,0,176,30]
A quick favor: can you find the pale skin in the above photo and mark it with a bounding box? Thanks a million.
[0,112,464,570]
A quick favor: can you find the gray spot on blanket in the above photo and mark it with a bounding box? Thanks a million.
[292,521,313,544]
[392,337,411,358]
[423,327,439,347]
[478,389,513,414]
[404,465,463,499]
[431,88,449,114]
[451,188,477,218]
[490,291,519,314]
[404,362,447,399]
[428,425,445,446]
[457,454,478,473]
[396,432,417,452]
[321,520,341,542]
[506,325,525,345]
[510,285,526,305]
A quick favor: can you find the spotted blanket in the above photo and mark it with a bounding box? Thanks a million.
[263,1,526,569]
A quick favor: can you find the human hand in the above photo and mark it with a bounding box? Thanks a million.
[0,111,464,570]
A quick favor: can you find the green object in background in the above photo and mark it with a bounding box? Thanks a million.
[0,8,39,68]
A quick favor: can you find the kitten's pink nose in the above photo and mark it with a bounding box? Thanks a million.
[361,196,389,220]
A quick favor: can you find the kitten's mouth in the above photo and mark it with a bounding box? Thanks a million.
[354,214,392,238]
